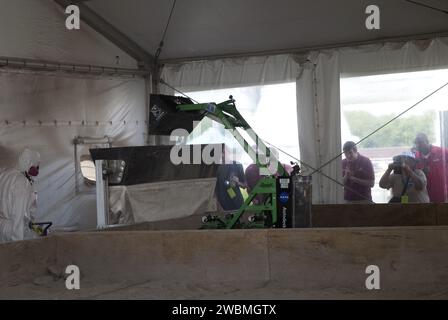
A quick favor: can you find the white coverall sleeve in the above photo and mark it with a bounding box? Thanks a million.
[8,177,33,242]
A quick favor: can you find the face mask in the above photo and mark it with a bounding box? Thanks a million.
[28,166,39,177]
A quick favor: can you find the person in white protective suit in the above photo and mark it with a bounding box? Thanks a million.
[0,148,40,243]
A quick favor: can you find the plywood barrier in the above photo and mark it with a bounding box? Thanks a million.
[311,203,448,227]
[0,236,56,287]
[0,226,447,298]
[268,227,448,297]
[101,203,448,232]
[55,230,270,284]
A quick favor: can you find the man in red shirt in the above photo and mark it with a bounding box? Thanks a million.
[414,133,448,203]
[245,147,292,204]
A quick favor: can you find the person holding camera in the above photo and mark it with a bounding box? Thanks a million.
[379,151,429,203]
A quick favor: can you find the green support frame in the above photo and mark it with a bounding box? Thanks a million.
[177,97,288,229]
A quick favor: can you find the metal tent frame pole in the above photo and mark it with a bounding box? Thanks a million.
[0,56,150,78]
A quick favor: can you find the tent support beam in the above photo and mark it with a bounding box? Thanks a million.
[0,56,149,77]
[160,30,448,64]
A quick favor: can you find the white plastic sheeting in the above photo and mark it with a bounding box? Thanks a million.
[108,178,217,225]
[296,52,342,204]
[161,54,301,91]
[339,38,448,76]
[0,0,148,231]
[0,70,147,230]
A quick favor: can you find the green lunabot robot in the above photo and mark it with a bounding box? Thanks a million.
[150,95,300,229]
[174,96,300,229]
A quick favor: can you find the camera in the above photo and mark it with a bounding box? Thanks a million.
[391,155,403,174]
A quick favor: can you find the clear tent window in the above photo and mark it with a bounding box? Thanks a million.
[340,68,448,203]
[183,82,299,169]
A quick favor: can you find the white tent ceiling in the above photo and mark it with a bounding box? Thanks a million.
[85,0,448,62]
